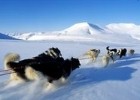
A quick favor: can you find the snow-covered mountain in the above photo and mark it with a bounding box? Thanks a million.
[5,22,140,41]
[61,22,104,35]
[106,23,140,34]
[106,23,140,40]
[8,22,105,40]
[0,33,17,40]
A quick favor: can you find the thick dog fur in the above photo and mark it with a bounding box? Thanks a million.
[4,53,24,82]
[117,48,127,58]
[25,57,80,83]
[4,48,80,83]
[102,54,116,67]
[4,53,20,70]
[106,46,117,62]
[84,49,100,61]
[102,55,110,67]
[106,46,117,55]
[4,47,63,82]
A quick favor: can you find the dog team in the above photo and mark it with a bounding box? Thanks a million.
[3,46,135,86]
[84,46,135,67]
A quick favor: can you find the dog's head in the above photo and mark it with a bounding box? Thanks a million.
[70,57,80,70]
[90,49,100,54]
[62,57,80,78]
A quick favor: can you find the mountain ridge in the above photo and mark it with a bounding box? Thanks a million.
[2,22,140,41]
[0,33,17,40]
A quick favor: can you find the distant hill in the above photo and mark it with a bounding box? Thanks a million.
[60,22,105,35]
[4,22,140,41]
[5,22,106,40]
[0,33,17,40]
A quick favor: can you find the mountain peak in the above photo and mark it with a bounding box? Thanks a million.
[70,22,101,30]
[62,22,103,35]
[73,22,91,27]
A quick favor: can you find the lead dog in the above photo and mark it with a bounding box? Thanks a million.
[128,49,135,55]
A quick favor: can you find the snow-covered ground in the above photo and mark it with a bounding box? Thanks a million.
[0,22,140,100]
[0,36,140,100]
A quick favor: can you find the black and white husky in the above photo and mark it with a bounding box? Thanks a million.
[102,46,118,67]
[106,46,117,62]
[4,47,80,84]
[117,48,127,58]
[4,47,62,82]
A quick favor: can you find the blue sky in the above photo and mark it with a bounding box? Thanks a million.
[0,0,140,33]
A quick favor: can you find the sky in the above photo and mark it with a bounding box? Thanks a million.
[0,0,140,33]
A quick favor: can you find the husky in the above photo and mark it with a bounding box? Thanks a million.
[102,54,110,67]
[84,49,100,61]
[128,49,135,55]
[4,47,62,82]
[4,47,80,85]
[117,48,127,58]
[106,46,118,62]
[106,46,117,55]
[25,57,80,83]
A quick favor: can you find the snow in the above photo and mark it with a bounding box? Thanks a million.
[0,34,140,100]
[106,23,140,34]
[106,23,140,40]
[0,33,16,40]
[0,22,140,100]
[6,22,140,41]
[61,22,104,35]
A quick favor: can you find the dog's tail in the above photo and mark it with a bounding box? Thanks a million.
[106,46,110,50]
[4,53,20,70]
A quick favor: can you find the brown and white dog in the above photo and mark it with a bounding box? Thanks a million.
[102,54,110,67]
[84,49,100,61]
